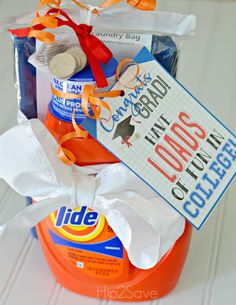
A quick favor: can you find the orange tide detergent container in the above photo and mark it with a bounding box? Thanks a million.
[37,58,192,302]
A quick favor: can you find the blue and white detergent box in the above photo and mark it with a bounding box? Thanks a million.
[82,47,236,229]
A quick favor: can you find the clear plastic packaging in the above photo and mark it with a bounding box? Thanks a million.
[31,33,179,75]
[2,3,195,120]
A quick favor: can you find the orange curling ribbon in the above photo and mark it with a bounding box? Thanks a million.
[28,0,61,44]
[72,0,89,11]
[127,0,156,11]
[57,107,89,165]
[72,0,156,11]
[116,58,146,89]
[53,85,123,165]
[98,0,156,11]
[51,85,123,120]
[81,85,123,120]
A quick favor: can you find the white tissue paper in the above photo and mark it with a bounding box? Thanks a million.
[0,119,185,269]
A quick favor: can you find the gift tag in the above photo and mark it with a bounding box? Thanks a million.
[81,47,236,229]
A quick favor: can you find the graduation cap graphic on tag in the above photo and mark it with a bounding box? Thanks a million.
[112,115,136,148]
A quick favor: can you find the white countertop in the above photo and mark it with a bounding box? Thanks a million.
[0,1,235,304]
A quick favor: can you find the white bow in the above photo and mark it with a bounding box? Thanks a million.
[0,119,185,269]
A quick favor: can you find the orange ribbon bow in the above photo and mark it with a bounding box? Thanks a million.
[29,7,113,88]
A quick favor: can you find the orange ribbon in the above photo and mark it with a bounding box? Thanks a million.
[54,85,123,165]
[116,58,146,89]
[28,0,61,44]
[52,85,124,121]
[57,107,89,165]
[72,0,156,12]
[100,0,156,11]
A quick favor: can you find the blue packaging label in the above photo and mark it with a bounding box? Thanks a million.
[51,77,94,123]
[49,230,123,259]
[51,73,117,124]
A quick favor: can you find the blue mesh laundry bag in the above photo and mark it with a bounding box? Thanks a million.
[152,35,178,77]
[12,35,37,119]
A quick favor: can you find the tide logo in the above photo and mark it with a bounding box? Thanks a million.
[50,206,105,242]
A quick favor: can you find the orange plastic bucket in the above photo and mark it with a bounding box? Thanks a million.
[34,107,192,302]
[37,216,191,301]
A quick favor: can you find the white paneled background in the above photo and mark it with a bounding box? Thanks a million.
[0,0,236,305]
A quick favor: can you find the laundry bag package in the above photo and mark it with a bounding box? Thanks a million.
[7,1,236,303]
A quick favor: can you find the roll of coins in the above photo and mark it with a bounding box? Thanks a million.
[49,46,87,79]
